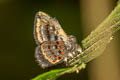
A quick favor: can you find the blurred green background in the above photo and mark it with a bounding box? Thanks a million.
[0,0,120,80]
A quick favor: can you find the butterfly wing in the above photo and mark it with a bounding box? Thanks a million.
[34,11,69,44]
[34,11,51,44]
[35,41,70,68]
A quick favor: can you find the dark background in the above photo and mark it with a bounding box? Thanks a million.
[0,0,119,80]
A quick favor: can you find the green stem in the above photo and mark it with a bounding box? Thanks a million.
[70,4,120,66]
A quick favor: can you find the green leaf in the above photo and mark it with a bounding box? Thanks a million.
[32,68,70,80]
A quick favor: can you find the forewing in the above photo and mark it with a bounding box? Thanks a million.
[34,11,69,44]
[50,18,69,42]
[34,11,51,44]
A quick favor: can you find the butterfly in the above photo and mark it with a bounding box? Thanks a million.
[34,11,81,68]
